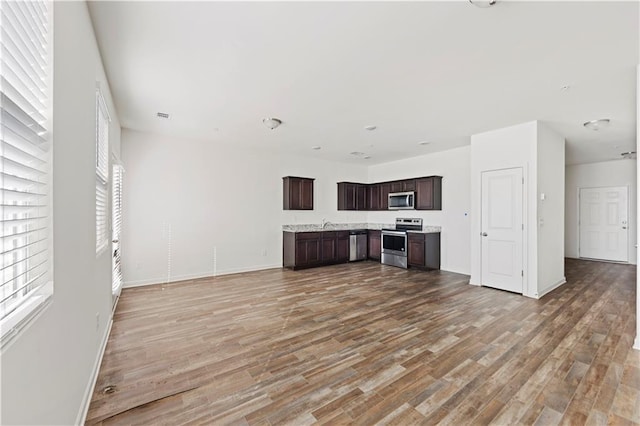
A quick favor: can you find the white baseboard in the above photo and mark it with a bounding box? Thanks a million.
[634,336,640,351]
[123,264,282,288]
[537,276,567,299]
[75,315,114,425]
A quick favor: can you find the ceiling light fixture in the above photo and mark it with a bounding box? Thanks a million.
[418,141,431,146]
[312,146,321,150]
[468,0,497,8]
[263,118,282,130]
[363,156,371,160]
[350,151,365,156]
[157,112,170,119]
[364,125,377,131]
[583,118,610,131]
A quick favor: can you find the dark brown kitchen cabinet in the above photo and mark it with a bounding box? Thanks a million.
[337,182,368,210]
[336,232,350,262]
[390,181,404,193]
[283,230,350,270]
[337,177,440,211]
[415,177,442,210]
[407,232,440,270]
[403,179,416,191]
[283,176,314,210]
[368,230,381,260]
[380,183,391,210]
[368,184,383,210]
[282,232,321,269]
[321,231,338,262]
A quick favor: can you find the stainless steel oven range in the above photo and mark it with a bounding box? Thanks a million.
[381,218,423,268]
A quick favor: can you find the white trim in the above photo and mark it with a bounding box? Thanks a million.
[123,264,283,288]
[75,316,114,426]
[536,276,567,299]
[634,336,640,351]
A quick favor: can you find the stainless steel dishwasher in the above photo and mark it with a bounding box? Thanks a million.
[349,230,368,261]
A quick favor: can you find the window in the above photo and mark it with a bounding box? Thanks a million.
[0,0,53,344]
[95,89,109,254]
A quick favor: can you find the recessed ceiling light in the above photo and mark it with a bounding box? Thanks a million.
[418,141,431,146]
[312,146,321,150]
[583,118,610,131]
[157,112,170,119]
[364,125,377,131]
[350,151,365,156]
[468,0,497,8]
[561,85,571,91]
[263,118,282,130]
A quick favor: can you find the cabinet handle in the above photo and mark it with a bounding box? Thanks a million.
[481,232,488,237]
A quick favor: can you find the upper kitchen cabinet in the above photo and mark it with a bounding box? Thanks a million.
[415,176,442,210]
[337,182,367,210]
[283,176,314,210]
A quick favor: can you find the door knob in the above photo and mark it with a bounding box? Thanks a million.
[481,232,488,237]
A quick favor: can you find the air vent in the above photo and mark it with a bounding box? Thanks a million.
[157,112,170,119]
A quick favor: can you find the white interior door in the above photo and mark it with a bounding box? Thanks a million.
[481,168,524,294]
[579,186,628,262]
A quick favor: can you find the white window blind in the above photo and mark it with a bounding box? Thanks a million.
[0,0,53,343]
[95,90,109,254]
[111,164,123,295]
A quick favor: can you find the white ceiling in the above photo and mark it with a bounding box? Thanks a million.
[88,1,638,166]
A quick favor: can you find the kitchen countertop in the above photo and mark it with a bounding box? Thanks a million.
[282,223,441,233]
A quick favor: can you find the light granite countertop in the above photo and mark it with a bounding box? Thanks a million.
[282,223,441,233]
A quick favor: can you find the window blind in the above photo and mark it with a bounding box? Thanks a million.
[0,0,53,341]
[95,90,109,254]
[112,164,123,294]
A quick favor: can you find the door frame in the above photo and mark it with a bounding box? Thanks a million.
[577,185,629,263]
[480,166,528,295]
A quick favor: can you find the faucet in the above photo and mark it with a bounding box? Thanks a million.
[321,218,331,229]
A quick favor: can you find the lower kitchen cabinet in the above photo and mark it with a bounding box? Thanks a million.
[407,232,440,269]
[368,230,381,261]
[283,231,350,269]
[337,233,350,261]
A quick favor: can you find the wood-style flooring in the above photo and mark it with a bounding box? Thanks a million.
[86,259,639,425]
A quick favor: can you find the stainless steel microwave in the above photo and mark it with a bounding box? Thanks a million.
[388,191,415,210]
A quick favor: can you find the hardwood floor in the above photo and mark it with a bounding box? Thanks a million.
[86,259,639,425]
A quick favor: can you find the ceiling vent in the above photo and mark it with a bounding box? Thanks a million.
[156,112,170,119]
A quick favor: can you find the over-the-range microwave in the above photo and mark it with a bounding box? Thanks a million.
[388,191,415,210]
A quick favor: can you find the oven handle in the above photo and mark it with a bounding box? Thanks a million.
[382,230,407,236]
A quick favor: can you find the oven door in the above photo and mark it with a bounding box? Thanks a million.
[382,231,407,256]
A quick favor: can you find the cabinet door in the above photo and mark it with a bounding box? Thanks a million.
[356,185,367,210]
[415,177,442,210]
[390,181,404,193]
[415,177,434,210]
[336,237,350,261]
[380,183,391,210]
[295,233,321,266]
[321,237,337,262]
[368,231,381,260]
[407,234,426,267]
[403,179,416,192]
[300,178,314,210]
[369,184,381,210]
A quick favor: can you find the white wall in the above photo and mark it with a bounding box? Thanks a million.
[0,2,121,425]
[366,146,471,275]
[537,122,566,295]
[470,121,538,297]
[121,129,368,286]
[565,160,638,264]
